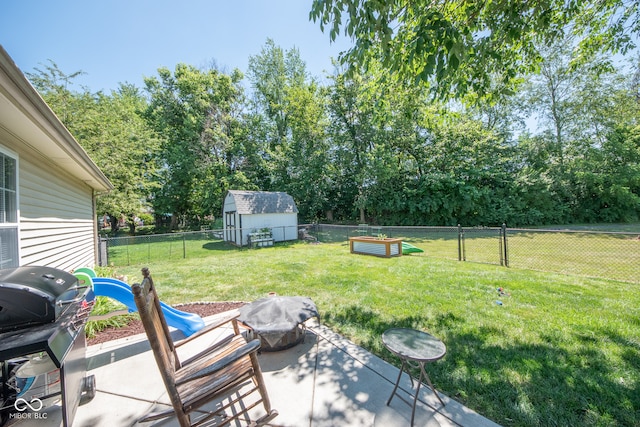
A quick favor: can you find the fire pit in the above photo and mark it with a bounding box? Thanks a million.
[238,296,319,352]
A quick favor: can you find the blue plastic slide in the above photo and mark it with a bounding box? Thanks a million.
[92,277,205,337]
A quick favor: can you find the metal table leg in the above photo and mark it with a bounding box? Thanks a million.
[382,328,447,426]
[420,362,445,407]
[386,359,406,406]
[386,359,446,427]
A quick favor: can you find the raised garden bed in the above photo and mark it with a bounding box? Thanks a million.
[349,236,403,258]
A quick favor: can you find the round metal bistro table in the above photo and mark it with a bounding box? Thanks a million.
[382,328,446,426]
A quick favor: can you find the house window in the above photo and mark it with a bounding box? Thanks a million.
[0,151,18,268]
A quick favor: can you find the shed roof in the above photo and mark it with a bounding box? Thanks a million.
[227,190,298,214]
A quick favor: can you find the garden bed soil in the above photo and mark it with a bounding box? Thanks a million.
[87,302,246,346]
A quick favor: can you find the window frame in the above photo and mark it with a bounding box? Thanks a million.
[0,145,19,268]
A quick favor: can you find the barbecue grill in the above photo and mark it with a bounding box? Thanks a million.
[0,266,96,426]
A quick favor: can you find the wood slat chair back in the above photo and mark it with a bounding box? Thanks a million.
[131,267,277,427]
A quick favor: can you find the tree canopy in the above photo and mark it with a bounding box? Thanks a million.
[310,0,640,99]
[143,63,246,227]
[27,38,640,231]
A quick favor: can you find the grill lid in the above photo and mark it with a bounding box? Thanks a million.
[0,266,83,332]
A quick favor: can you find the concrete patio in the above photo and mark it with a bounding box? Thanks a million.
[10,313,501,427]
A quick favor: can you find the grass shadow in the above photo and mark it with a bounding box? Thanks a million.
[201,241,244,251]
[323,304,640,427]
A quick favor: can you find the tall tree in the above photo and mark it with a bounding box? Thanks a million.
[246,39,303,146]
[27,64,160,233]
[90,85,161,233]
[27,60,87,125]
[518,43,640,223]
[325,68,380,222]
[284,83,333,220]
[144,64,245,228]
[522,42,587,170]
[326,59,525,226]
[246,39,332,220]
[371,105,518,226]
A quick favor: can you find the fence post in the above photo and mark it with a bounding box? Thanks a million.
[502,223,509,267]
[98,238,108,266]
[499,227,504,266]
[458,224,465,261]
[183,233,186,259]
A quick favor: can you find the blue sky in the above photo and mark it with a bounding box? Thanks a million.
[0,0,352,93]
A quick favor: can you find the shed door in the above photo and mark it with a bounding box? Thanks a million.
[225,211,236,244]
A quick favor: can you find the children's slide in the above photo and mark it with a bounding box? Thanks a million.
[402,242,425,254]
[91,277,205,337]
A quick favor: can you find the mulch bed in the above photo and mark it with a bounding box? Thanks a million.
[87,302,246,346]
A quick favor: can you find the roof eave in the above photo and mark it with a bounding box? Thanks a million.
[0,45,113,192]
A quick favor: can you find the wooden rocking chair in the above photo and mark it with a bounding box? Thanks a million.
[131,268,278,427]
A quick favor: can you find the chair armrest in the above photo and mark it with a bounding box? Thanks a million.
[175,339,261,386]
[175,309,240,348]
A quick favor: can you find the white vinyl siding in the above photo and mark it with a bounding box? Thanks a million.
[1,48,112,271]
[240,213,298,244]
[18,156,96,270]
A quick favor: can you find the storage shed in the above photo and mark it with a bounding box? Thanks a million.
[223,190,298,247]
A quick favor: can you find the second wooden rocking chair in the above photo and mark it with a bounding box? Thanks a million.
[131,268,278,427]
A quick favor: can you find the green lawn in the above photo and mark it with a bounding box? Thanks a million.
[97,241,640,427]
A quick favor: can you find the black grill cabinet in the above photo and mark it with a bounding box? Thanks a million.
[0,266,95,426]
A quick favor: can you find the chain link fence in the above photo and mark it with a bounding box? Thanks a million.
[506,228,639,283]
[100,229,226,266]
[100,226,298,266]
[304,224,639,283]
[100,224,639,283]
